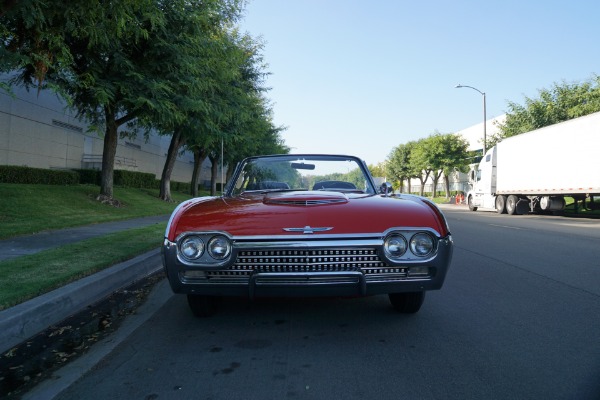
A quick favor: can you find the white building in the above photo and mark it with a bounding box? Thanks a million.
[0,80,207,185]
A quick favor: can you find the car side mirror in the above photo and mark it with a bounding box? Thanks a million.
[379,182,393,196]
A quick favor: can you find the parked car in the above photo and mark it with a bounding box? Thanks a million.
[162,154,453,316]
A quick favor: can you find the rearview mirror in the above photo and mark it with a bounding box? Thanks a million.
[379,182,393,196]
[290,162,315,170]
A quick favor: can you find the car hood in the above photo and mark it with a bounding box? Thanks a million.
[167,191,448,240]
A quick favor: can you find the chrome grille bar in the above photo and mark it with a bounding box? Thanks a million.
[194,247,415,283]
[234,248,385,272]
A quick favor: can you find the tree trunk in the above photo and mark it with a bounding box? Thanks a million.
[431,171,443,198]
[159,130,185,202]
[208,154,219,196]
[190,147,208,197]
[100,106,118,199]
[419,171,431,197]
[225,164,233,184]
[443,175,451,198]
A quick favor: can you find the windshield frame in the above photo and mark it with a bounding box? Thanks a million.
[223,154,377,197]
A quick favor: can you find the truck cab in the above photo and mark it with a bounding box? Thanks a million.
[467,147,497,211]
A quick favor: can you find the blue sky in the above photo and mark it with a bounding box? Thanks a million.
[240,0,599,165]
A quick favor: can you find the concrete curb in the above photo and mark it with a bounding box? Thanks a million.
[21,279,174,400]
[0,249,163,354]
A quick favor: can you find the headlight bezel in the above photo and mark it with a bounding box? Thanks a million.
[409,232,435,257]
[207,235,232,260]
[383,234,408,259]
[179,236,205,261]
[176,231,234,267]
[381,229,439,264]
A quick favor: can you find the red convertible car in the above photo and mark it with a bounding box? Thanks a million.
[162,154,453,316]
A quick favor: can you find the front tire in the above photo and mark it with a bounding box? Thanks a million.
[389,292,425,314]
[468,195,478,211]
[187,295,219,317]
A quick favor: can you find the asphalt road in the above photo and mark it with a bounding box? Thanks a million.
[32,207,600,400]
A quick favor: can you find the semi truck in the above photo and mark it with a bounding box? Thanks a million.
[466,111,600,215]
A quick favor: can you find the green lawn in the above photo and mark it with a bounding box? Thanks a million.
[0,184,194,239]
[0,224,166,310]
[0,184,198,309]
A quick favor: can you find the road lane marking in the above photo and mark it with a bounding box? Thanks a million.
[489,224,523,230]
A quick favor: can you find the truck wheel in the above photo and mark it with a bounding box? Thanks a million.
[187,294,219,317]
[506,195,519,215]
[495,195,507,214]
[389,292,425,313]
[468,195,477,211]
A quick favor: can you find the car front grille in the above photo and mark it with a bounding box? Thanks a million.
[200,248,410,283]
[236,248,384,271]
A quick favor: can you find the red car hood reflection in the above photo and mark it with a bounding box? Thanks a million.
[168,191,447,240]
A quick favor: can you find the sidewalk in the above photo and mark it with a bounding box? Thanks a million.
[0,215,168,261]
[0,215,169,354]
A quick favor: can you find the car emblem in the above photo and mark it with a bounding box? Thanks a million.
[283,226,333,234]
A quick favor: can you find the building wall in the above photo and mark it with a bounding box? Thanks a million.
[0,81,212,185]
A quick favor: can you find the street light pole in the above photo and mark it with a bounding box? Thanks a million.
[455,84,486,155]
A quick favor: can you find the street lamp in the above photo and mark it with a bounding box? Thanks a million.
[455,84,487,155]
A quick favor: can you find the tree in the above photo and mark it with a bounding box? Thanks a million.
[493,75,600,146]
[385,142,414,192]
[2,1,165,199]
[1,0,243,201]
[387,141,418,193]
[408,133,471,198]
[412,136,441,197]
[438,134,470,198]
[177,30,284,199]
[368,162,386,178]
[153,8,247,202]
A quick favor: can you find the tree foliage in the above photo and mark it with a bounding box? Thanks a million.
[1,0,285,202]
[493,75,600,146]
[387,141,418,193]
[368,162,386,178]
[386,134,469,197]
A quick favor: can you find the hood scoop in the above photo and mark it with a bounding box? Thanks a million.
[263,191,349,206]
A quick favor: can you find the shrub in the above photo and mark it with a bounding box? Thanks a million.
[113,170,156,188]
[73,169,101,185]
[0,165,79,185]
[0,165,193,192]
[170,180,191,193]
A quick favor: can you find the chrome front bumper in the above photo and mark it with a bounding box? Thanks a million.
[162,235,453,298]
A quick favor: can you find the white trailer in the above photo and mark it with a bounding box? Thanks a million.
[466,111,600,215]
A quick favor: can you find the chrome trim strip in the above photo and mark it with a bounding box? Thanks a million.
[268,199,347,206]
[282,226,334,234]
[231,227,443,241]
[233,239,383,249]
[175,230,234,243]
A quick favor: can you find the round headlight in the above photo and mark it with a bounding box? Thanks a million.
[384,234,407,259]
[208,235,232,260]
[410,233,435,257]
[180,236,204,260]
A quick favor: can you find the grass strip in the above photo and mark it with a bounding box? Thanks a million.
[0,223,166,310]
[0,184,194,239]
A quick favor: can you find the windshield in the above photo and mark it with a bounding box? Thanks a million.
[227,155,376,196]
